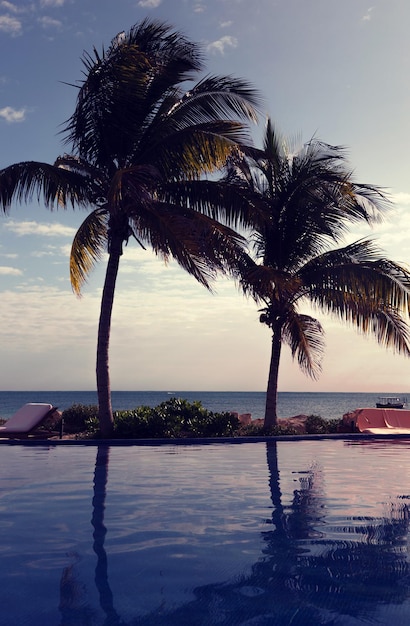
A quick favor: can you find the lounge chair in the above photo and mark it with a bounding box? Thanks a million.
[0,403,62,439]
[356,407,410,434]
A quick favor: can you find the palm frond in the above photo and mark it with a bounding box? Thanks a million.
[300,240,410,315]
[137,74,261,176]
[162,177,268,232]
[128,202,247,290]
[120,18,204,77]
[239,264,303,304]
[63,45,152,165]
[0,161,94,212]
[143,122,252,180]
[107,164,162,213]
[156,125,253,178]
[231,127,392,275]
[173,74,262,124]
[70,208,109,295]
[282,311,324,378]
[361,305,410,355]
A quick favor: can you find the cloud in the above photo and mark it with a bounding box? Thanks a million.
[40,0,65,6]
[0,266,22,275]
[0,252,18,258]
[138,0,162,7]
[31,249,58,258]
[0,14,22,35]
[38,15,62,28]
[4,220,76,237]
[392,192,410,206]
[0,1,21,12]
[362,7,374,21]
[206,35,238,55]
[0,106,25,122]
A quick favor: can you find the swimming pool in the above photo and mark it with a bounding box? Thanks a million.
[1,438,410,625]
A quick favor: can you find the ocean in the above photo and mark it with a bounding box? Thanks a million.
[0,390,407,421]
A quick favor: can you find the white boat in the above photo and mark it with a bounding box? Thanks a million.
[376,396,406,409]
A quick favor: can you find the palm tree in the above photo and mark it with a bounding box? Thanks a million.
[0,19,261,437]
[230,119,410,429]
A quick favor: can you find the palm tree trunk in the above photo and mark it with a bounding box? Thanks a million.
[96,246,121,438]
[264,323,282,429]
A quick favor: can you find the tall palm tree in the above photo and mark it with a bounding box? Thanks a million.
[230,119,410,429]
[0,20,261,437]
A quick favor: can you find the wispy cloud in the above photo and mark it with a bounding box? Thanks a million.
[362,7,374,21]
[0,266,22,275]
[4,221,76,237]
[0,14,22,35]
[206,35,238,55]
[0,1,21,13]
[0,252,18,258]
[138,0,162,7]
[40,0,65,6]
[0,1,65,37]
[0,106,26,122]
[38,15,62,28]
[32,249,59,258]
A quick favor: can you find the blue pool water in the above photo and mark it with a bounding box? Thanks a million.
[1,438,410,625]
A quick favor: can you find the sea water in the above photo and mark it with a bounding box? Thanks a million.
[0,390,407,421]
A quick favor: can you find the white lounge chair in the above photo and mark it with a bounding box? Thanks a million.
[0,403,61,439]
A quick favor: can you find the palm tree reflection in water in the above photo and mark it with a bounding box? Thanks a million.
[92,445,124,626]
[59,445,124,626]
[136,442,410,625]
[60,443,410,625]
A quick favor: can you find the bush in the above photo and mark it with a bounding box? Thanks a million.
[238,422,299,437]
[241,415,341,436]
[112,398,240,439]
[60,400,343,439]
[62,404,98,433]
[305,414,339,434]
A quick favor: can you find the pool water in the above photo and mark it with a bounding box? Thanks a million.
[1,439,410,625]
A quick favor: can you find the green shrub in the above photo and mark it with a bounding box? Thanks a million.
[239,422,299,436]
[305,414,340,434]
[241,415,341,436]
[112,398,240,439]
[60,400,343,439]
[239,422,265,436]
[62,404,98,433]
[327,418,342,433]
[305,414,327,434]
[269,424,299,436]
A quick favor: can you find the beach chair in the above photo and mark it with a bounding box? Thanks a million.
[382,409,410,433]
[356,408,387,433]
[0,403,62,439]
[356,407,410,435]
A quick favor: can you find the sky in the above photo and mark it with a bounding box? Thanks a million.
[1,0,410,393]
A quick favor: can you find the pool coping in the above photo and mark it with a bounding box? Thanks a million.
[1,432,410,445]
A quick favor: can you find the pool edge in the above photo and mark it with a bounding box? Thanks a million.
[1,432,410,445]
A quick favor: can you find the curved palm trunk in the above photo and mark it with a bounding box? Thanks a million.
[264,322,282,429]
[96,244,121,438]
